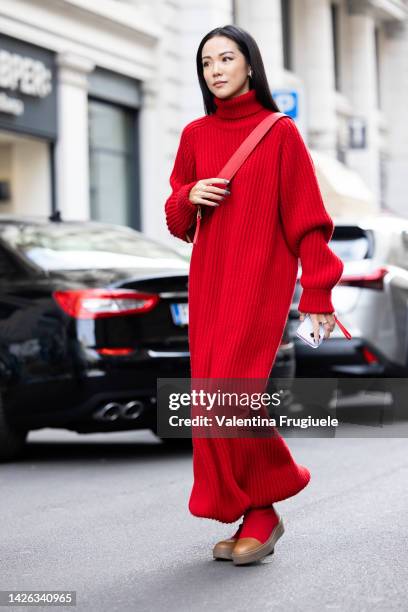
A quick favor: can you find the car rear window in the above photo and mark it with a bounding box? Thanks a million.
[0,224,187,271]
[329,226,371,261]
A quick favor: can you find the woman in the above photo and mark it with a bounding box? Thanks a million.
[164,25,344,565]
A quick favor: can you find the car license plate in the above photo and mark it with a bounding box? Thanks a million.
[170,303,189,326]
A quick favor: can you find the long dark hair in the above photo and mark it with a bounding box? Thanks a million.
[196,25,280,115]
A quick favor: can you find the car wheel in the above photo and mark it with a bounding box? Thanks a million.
[0,394,28,462]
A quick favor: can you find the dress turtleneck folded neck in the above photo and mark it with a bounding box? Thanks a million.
[213,88,265,120]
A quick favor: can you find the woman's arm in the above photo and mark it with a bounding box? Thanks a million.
[164,126,199,242]
[278,117,344,314]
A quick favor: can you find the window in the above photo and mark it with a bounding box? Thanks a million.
[379,152,387,211]
[331,3,341,92]
[281,0,293,71]
[0,224,185,272]
[330,226,371,261]
[232,0,237,24]
[374,27,382,109]
[88,99,139,229]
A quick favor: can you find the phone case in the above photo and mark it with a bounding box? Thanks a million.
[296,314,324,349]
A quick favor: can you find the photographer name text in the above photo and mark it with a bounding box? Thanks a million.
[168,415,338,429]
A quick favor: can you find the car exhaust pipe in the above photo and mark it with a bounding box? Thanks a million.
[121,400,144,420]
[93,402,122,422]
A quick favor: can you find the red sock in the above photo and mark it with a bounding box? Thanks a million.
[238,506,279,544]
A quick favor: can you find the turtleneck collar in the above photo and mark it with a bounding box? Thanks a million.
[213,88,264,120]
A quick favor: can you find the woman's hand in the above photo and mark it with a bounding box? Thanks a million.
[188,178,231,208]
[299,312,336,344]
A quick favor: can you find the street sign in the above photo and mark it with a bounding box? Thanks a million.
[272,89,298,119]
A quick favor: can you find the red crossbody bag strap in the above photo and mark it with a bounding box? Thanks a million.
[217,111,287,181]
[333,314,352,339]
[186,112,288,244]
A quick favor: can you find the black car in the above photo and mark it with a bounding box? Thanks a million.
[0,215,295,461]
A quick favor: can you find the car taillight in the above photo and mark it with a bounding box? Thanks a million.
[96,348,135,355]
[52,289,160,319]
[361,347,379,364]
[338,266,388,290]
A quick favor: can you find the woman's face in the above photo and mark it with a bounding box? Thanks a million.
[201,36,251,99]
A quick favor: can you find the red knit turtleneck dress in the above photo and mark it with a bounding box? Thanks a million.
[164,89,344,524]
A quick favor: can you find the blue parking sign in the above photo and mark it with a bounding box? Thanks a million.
[272,90,298,119]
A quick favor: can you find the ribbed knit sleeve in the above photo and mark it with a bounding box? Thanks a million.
[278,118,344,314]
[164,126,198,242]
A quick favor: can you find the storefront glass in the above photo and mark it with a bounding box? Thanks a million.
[88,99,136,228]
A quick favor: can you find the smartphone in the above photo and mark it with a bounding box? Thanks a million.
[296,314,324,349]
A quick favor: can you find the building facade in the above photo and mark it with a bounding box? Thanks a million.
[0,0,153,229]
[0,0,407,250]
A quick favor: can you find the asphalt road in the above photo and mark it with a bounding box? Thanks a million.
[0,424,407,612]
